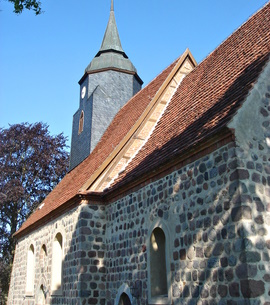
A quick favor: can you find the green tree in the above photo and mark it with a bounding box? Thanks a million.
[8,0,42,15]
[0,122,69,304]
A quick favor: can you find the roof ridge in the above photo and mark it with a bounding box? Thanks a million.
[107,3,270,191]
[118,54,185,113]
[196,1,270,67]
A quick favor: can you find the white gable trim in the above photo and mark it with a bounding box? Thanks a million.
[88,52,196,192]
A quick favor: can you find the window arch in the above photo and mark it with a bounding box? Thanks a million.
[37,285,46,305]
[26,244,35,294]
[150,227,168,298]
[36,276,48,304]
[114,283,133,305]
[118,293,132,305]
[78,110,84,134]
[51,233,63,293]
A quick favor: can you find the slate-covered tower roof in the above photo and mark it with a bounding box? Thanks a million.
[85,0,138,75]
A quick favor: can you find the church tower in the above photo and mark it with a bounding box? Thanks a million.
[69,0,143,170]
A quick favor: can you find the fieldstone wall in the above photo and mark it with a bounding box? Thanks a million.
[105,138,270,305]
[7,203,106,305]
[227,61,270,303]
[105,141,238,305]
[8,206,80,305]
[74,203,107,305]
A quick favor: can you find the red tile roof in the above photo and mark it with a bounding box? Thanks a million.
[109,2,270,190]
[15,58,179,236]
[16,2,270,236]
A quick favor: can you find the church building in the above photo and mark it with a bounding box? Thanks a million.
[8,2,270,305]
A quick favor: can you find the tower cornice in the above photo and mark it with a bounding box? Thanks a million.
[78,67,143,86]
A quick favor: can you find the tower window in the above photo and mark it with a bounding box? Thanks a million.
[78,111,84,134]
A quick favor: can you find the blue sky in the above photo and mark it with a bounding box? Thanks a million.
[0,0,268,147]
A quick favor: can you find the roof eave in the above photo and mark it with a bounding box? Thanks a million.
[14,192,105,239]
[14,127,235,239]
[103,127,236,202]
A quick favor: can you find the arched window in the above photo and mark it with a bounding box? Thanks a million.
[37,285,46,305]
[51,233,63,293]
[78,111,84,134]
[26,244,35,294]
[150,227,168,298]
[118,293,132,305]
[39,244,47,272]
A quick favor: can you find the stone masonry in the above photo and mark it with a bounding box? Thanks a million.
[8,204,107,305]
[105,142,268,304]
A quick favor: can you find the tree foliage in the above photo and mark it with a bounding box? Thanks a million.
[0,122,69,304]
[8,0,42,15]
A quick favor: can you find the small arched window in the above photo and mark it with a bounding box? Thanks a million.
[51,233,63,293]
[78,111,84,134]
[37,284,46,305]
[26,244,35,294]
[150,227,168,298]
[40,244,47,272]
[118,293,132,305]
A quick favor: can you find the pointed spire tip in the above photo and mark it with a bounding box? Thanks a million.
[111,0,114,11]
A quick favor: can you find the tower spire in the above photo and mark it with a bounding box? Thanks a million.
[97,0,123,54]
[85,0,141,74]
